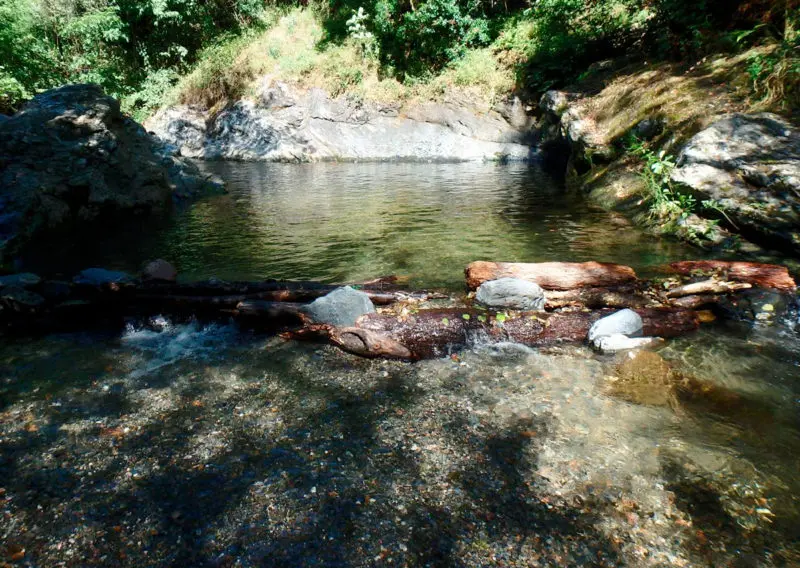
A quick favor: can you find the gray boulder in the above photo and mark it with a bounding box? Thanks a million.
[0,272,41,288]
[1,287,46,309]
[588,309,643,343]
[143,259,178,282]
[475,277,546,311]
[0,84,223,263]
[303,286,376,326]
[671,113,800,254]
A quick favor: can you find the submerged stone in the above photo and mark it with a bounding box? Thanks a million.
[303,286,375,327]
[606,350,675,406]
[0,273,41,288]
[1,287,46,308]
[475,277,546,311]
[594,334,660,353]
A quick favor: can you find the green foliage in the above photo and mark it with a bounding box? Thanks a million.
[346,6,377,59]
[627,137,694,223]
[0,67,30,113]
[388,0,490,74]
[746,38,799,109]
[0,0,276,115]
[0,0,794,117]
[326,0,494,77]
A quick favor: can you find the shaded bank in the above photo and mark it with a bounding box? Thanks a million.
[0,85,223,267]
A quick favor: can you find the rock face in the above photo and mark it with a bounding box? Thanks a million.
[303,286,376,326]
[146,81,533,162]
[538,90,617,170]
[475,278,546,311]
[0,84,222,263]
[670,114,800,254]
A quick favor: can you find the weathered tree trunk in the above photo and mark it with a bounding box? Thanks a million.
[235,300,309,324]
[131,288,410,308]
[291,307,700,360]
[465,261,638,290]
[665,261,796,291]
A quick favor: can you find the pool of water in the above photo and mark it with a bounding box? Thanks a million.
[22,161,711,287]
[3,162,800,566]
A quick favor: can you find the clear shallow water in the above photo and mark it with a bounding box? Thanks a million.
[23,162,709,287]
[3,162,800,566]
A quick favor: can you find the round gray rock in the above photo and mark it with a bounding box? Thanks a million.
[588,308,643,343]
[475,277,546,311]
[303,286,376,327]
[143,259,178,282]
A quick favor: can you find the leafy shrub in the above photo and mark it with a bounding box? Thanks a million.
[0,67,29,114]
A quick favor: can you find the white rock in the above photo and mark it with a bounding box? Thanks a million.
[593,334,661,353]
[588,309,643,343]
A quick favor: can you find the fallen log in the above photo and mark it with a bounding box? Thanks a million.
[130,288,414,307]
[235,300,309,323]
[544,287,655,309]
[292,307,700,360]
[665,279,752,298]
[665,261,796,291]
[465,261,637,291]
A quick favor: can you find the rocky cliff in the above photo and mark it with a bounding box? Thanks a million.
[146,81,534,162]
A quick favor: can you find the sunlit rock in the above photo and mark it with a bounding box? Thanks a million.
[588,308,643,344]
[671,113,800,255]
[303,286,376,326]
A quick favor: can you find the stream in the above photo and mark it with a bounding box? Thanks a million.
[2,162,799,567]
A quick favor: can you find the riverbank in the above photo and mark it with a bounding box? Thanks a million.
[537,48,800,258]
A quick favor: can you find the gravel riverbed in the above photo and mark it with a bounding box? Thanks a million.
[1,320,799,567]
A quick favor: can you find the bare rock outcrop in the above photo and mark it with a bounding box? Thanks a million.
[146,81,534,162]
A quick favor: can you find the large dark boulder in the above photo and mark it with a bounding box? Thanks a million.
[0,84,222,263]
[671,113,800,255]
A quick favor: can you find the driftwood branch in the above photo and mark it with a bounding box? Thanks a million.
[665,279,752,298]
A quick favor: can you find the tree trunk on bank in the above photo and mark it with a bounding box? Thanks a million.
[465,261,638,290]
[664,261,796,291]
